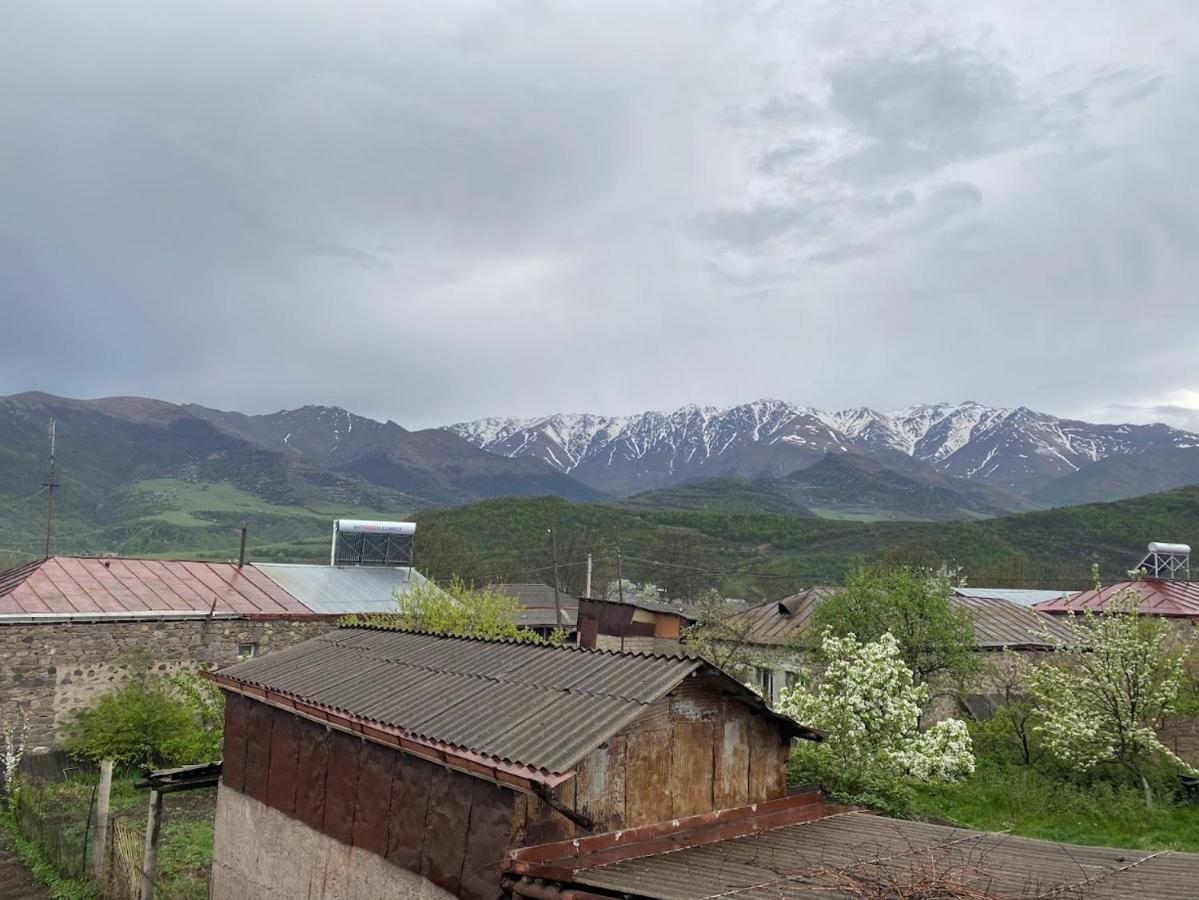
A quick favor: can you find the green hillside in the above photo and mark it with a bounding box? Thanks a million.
[622,478,813,516]
[411,485,1199,600]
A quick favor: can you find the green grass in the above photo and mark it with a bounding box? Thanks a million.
[909,760,1199,852]
[14,774,214,900]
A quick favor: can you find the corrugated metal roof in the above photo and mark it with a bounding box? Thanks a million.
[726,587,1070,650]
[567,812,1199,899]
[493,583,578,629]
[215,626,810,776]
[954,594,1075,648]
[252,562,429,615]
[1035,579,1199,618]
[722,587,835,646]
[953,586,1070,607]
[0,556,313,619]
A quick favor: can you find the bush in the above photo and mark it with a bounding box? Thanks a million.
[61,668,223,769]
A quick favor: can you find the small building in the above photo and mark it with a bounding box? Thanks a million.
[0,553,433,750]
[1034,542,1198,624]
[207,625,818,900]
[719,585,1074,705]
[576,594,694,654]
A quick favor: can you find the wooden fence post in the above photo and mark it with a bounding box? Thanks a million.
[140,789,163,900]
[91,759,114,881]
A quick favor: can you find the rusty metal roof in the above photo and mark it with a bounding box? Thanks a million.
[954,594,1075,649]
[722,586,835,646]
[1035,579,1199,619]
[727,586,1070,650]
[215,626,813,778]
[551,811,1199,899]
[0,556,313,619]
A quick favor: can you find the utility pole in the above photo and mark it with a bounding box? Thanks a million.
[585,553,593,599]
[550,525,563,630]
[42,419,58,558]
[616,546,625,652]
[236,524,247,567]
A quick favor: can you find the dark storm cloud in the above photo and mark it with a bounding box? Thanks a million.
[1,0,1197,428]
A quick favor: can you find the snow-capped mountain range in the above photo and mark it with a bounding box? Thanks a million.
[447,400,1199,498]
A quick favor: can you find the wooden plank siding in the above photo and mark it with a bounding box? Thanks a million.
[515,672,795,842]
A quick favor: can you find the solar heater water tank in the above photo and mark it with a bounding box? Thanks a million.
[331,519,416,567]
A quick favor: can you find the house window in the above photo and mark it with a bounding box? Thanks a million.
[755,666,774,700]
[237,643,259,661]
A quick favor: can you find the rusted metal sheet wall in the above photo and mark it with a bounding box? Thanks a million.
[222,698,514,900]
[515,672,794,843]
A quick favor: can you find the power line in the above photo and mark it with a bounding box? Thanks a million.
[0,486,49,514]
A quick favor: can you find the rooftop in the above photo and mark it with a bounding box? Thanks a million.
[0,556,313,620]
[1035,579,1199,619]
[582,593,698,621]
[952,586,1070,608]
[727,585,1071,650]
[509,801,1199,899]
[0,555,428,622]
[210,625,817,784]
[491,583,578,629]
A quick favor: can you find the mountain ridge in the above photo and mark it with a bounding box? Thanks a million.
[448,399,1199,499]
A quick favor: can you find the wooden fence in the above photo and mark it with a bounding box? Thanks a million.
[102,817,145,900]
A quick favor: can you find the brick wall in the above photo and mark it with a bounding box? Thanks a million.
[0,618,330,752]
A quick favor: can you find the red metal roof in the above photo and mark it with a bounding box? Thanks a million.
[1034,579,1199,619]
[0,556,315,619]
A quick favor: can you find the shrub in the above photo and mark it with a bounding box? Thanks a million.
[61,668,222,769]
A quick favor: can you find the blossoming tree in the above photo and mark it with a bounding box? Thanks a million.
[1029,585,1192,808]
[778,630,974,808]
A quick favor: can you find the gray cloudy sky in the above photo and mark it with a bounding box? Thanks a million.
[2,0,1198,429]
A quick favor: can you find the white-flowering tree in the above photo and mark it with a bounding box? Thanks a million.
[779,631,973,809]
[1028,586,1191,808]
[2,712,26,810]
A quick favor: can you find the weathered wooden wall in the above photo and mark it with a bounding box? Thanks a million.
[221,693,515,900]
[512,673,792,845]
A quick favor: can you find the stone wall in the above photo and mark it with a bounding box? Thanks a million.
[0,618,330,752]
[212,785,453,900]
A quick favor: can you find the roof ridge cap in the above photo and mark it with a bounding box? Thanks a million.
[334,621,698,662]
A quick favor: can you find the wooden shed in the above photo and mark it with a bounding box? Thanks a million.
[576,595,695,654]
[207,625,818,900]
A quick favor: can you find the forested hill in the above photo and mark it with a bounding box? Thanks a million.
[410,485,1199,601]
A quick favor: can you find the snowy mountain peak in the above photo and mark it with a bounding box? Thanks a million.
[446,399,1199,496]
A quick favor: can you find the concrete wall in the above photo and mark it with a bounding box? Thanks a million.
[0,618,329,751]
[212,785,454,900]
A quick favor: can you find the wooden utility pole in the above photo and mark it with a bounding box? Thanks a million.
[42,419,58,558]
[585,553,593,599]
[141,789,163,900]
[550,525,563,630]
[616,547,625,652]
[92,759,114,880]
[237,524,247,567]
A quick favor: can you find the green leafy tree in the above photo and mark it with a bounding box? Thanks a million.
[812,566,977,688]
[780,631,974,812]
[344,577,549,642]
[62,667,222,768]
[1028,584,1192,808]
